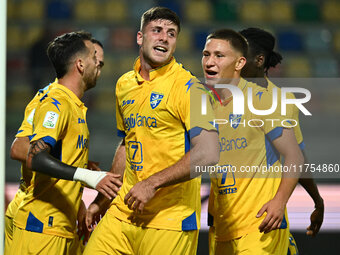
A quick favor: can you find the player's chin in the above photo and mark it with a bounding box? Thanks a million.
[152,54,171,66]
[86,80,97,91]
[204,78,218,86]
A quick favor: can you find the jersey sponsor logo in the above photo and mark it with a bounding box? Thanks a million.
[76,135,89,149]
[122,99,135,107]
[78,118,86,124]
[229,114,242,129]
[219,136,247,152]
[216,165,238,195]
[219,187,237,195]
[130,164,143,171]
[27,108,36,125]
[124,113,157,131]
[150,92,164,109]
[43,111,59,129]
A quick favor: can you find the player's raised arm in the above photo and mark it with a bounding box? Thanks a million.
[26,138,122,200]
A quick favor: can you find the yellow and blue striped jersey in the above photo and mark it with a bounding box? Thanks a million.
[6,82,55,219]
[14,81,89,238]
[209,78,293,241]
[108,57,216,231]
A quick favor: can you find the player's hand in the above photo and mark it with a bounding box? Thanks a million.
[124,179,156,214]
[306,204,324,236]
[257,197,285,234]
[88,160,101,171]
[95,173,122,200]
[85,202,104,232]
[77,200,90,244]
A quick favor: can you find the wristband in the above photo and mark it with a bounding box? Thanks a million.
[73,168,107,189]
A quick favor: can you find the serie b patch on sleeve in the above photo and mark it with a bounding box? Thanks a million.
[43,111,59,129]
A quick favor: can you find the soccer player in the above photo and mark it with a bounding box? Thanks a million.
[5,38,106,252]
[92,39,104,76]
[202,29,303,254]
[239,27,324,237]
[83,7,219,255]
[9,31,122,255]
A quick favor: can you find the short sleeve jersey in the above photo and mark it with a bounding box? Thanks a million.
[209,78,293,241]
[13,82,89,238]
[108,57,216,231]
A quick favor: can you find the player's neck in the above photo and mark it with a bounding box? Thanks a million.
[58,75,84,99]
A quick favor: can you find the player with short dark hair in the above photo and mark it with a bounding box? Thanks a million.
[8,31,121,255]
[202,28,303,254]
[84,7,219,255]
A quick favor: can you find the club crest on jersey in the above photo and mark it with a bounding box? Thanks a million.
[229,114,242,129]
[150,92,164,109]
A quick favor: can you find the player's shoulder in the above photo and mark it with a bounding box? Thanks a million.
[39,87,73,111]
[246,80,274,110]
[171,63,204,94]
[116,70,135,88]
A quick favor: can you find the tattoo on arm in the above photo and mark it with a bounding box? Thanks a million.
[27,139,51,167]
[29,139,50,156]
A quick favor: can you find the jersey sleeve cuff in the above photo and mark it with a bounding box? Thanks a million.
[41,136,57,148]
[299,141,305,150]
[189,127,207,139]
[117,129,126,138]
[267,127,283,142]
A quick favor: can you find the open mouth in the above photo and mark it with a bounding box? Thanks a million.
[154,46,168,53]
[206,70,218,76]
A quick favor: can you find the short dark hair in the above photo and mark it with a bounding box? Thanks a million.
[91,38,104,49]
[239,27,282,72]
[140,7,181,33]
[47,31,93,78]
[207,29,248,57]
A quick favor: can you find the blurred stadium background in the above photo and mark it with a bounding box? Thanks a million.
[5,0,340,254]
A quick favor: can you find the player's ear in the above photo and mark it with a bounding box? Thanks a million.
[235,56,246,71]
[137,31,143,46]
[255,54,265,68]
[76,58,84,74]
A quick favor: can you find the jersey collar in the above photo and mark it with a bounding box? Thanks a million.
[51,81,85,107]
[220,78,248,106]
[134,57,176,84]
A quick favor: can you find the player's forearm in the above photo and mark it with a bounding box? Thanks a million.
[299,178,324,207]
[298,150,324,207]
[275,154,303,204]
[10,137,30,162]
[109,140,126,181]
[274,177,299,205]
[147,152,191,190]
[147,130,219,190]
[91,192,113,210]
[27,139,108,189]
